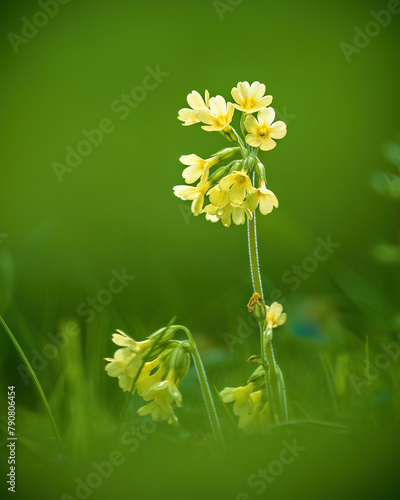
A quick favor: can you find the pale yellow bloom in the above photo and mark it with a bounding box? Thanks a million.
[231,81,273,113]
[246,181,279,215]
[105,331,153,393]
[196,95,235,131]
[137,367,183,426]
[203,184,252,227]
[208,184,227,207]
[220,383,271,434]
[245,108,287,151]
[179,154,217,184]
[137,400,178,425]
[145,377,182,407]
[105,348,142,392]
[173,171,210,215]
[203,199,252,227]
[220,383,255,417]
[178,90,210,126]
[265,302,287,329]
[135,358,166,398]
[219,171,255,204]
[238,391,270,435]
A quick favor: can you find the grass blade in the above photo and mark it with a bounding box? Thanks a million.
[0,315,62,448]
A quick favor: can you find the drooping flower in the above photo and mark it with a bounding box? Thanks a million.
[143,374,183,407]
[136,345,190,426]
[137,400,179,425]
[265,302,287,329]
[219,171,255,204]
[196,95,235,132]
[179,154,218,184]
[244,108,287,151]
[237,391,270,435]
[220,379,272,434]
[178,90,210,126]
[203,200,252,227]
[246,181,279,215]
[220,382,255,417]
[173,171,210,215]
[231,81,273,113]
[105,331,154,393]
[135,357,166,398]
[203,185,252,227]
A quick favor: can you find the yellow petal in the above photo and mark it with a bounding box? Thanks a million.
[259,138,276,151]
[245,134,261,148]
[244,115,258,134]
[258,107,275,126]
[270,121,287,139]
[187,90,205,110]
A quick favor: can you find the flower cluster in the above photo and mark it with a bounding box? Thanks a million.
[220,299,287,434]
[220,366,270,435]
[174,81,287,227]
[105,327,191,425]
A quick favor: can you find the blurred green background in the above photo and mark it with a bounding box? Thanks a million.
[1,0,400,498]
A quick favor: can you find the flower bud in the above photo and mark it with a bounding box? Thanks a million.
[209,164,233,184]
[221,126,238,143]
[213,147,240,162]
[247,365,266,385]
[255,160,266,182]
[148,324,179,343]
[243,155,257,174]
[231,160,244,172]
[247,293,266,326]
[144,325,181,358]
[165,342,191,383]
[263,328,273,344]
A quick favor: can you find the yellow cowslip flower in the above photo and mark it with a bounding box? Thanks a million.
[265,302,287,329]
[105,348,142,392]
[220,382,271,434]
[246,181,279,215]
[134,343,189,426]
[203,199,252,227]
[238,391,271,435]
[203,184,253,227]
[196,95,235,132]
[244,108,287,151]
[178,90,210,126]
[137,368,183,426]
[231,81,273,113]
[173,171,210,215]
[179,154,218,184]
[138,400,179,425]
[105,331,154,393]
[208,184,227,205]
[219,171,255,204]
[135,357,166,398]
[220,382,255,417]
[144,376,183,407]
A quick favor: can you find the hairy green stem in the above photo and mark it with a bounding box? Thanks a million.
[1,315,62,447]
[260,325,275,424]
[247,213,288,424]
[247,212,264,298]
[178,325,224,451]
[264,329,288,423]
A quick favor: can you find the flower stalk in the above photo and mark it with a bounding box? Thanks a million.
[174,80,290,434]
[247,219,289,425]
[178,326,224,451]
